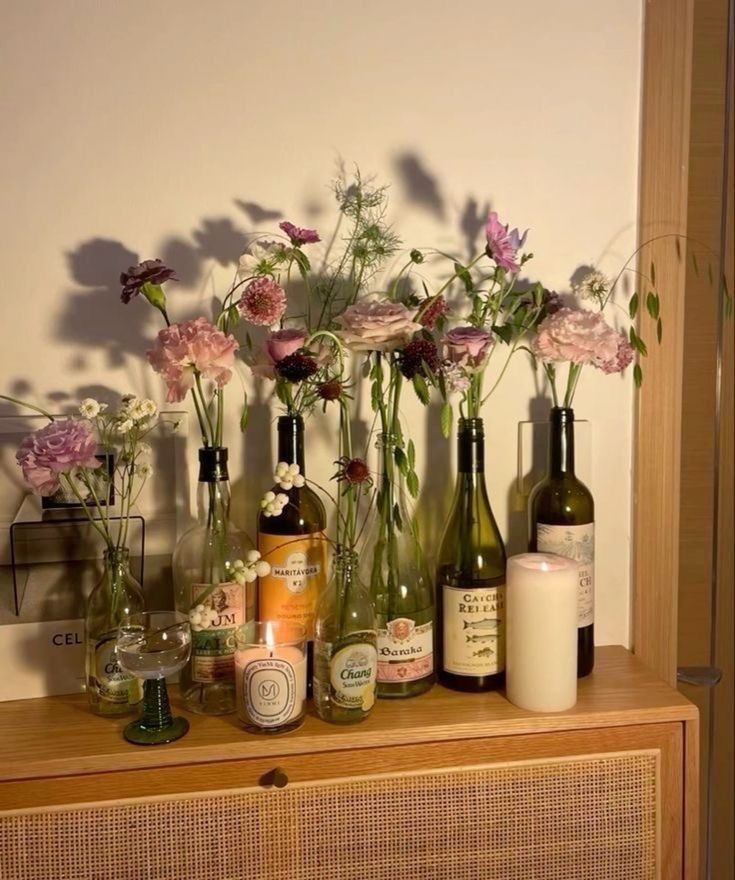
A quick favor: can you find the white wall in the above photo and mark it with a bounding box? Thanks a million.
[0,0,641,646]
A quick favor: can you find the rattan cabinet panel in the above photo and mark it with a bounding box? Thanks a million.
[2,741,669,880]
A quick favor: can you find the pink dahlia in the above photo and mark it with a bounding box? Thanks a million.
[485,211,526,273]
[16,420,99,496]
[443,326,494,369]
[238,277,287,326]
[598,331,635,374]
[416,294,448,330]
[147,317,239,403]
[532,308,619,368]
[279,221,321,247]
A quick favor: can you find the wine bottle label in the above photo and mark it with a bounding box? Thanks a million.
[189,581,251,683]
[442,585,505,676]
[377,618,434,683]
[258,532,327,639]
[92,634,142,704]
[315,636,377,711]
[537,523,594,628]
[240,657,298,729]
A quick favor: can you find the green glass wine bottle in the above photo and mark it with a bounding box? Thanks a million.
[436,417,506,692]
[529,406,595,677]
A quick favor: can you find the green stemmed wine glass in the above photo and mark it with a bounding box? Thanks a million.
[116,611,191,745]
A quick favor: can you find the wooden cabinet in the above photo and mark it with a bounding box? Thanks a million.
[0,647,698,879]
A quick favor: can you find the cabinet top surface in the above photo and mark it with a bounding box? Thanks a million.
[0,646,696,783]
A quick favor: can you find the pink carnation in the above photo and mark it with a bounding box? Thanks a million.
[485,211,526,273]
[598,331,635,374]
[251,328,308,379]
[336,299,422,352]
[237,277,287,326]
[443,326,494,369]
[532,308,620,368]
[416,295,448,330]
[147,317,239,403]
[16,419,99,496]
[279,221,320,246]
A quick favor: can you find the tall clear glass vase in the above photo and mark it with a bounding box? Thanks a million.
[172,447,250,715]
[85,546,145,716]
[360,433,435,698]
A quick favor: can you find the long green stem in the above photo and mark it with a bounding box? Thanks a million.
[59,474,111,547]
[0,395,55,421]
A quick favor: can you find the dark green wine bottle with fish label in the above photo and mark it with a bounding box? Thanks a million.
[436,418,506,692]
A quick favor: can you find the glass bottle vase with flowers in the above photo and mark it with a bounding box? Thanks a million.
[3,392,160,715]
[121,258,270,714]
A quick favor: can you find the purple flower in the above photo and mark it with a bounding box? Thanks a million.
[279,221,321,247]
[120,259,178,304]
[16,420,100,496]
[443,326,494,369]
[485,212,526,273]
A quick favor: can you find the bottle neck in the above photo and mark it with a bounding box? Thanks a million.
[197,447,231,526]
[457,418,485,475]
[548,407,575,476]
[103,547,131,579]
[277,415,305,472]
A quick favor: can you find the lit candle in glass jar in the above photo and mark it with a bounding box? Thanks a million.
[506,553,578,712]
[235,622,307,733]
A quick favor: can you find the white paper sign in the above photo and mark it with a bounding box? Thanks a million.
[0,618,85,701]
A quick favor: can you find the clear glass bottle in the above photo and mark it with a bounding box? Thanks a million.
[85,546,144,716]
[172,447,250,715]
[360,433,434,698]
[436,417,507,692]
[529,407,595,677]
[313,549,377,724]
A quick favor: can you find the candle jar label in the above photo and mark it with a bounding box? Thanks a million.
[377,619,434,683]
[536,523,594,627]
[91,633,142,704]
[189,581,251,683]
[442,585,505,676]
[243,657,297,728]
[257,534,327,639]
[317,637,377,711]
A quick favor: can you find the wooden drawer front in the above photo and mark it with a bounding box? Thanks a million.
[1,748,662,880]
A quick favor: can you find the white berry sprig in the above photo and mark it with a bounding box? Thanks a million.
[260,490,289,517]
[273,461,305,490]
[232,551,271,584]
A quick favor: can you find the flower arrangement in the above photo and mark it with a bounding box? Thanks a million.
[3,393,158,552]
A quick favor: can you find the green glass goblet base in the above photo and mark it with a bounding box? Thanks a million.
[123,677,190,746]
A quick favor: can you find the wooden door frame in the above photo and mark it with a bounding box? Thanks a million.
[633,0,696,685]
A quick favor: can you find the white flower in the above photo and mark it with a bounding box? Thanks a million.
[116,418,134,434]
[137,441,152,457]
[78,398,105,419]
[573,270,609,305]
[273,461,305,490]
[129,397,157,422]
[237,241,291,279]
[136,462,154,479]
[260,490,289,517]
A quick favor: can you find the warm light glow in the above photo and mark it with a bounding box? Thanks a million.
[510,552,574,573]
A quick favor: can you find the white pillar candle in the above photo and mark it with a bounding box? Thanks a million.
[506,553,578,712]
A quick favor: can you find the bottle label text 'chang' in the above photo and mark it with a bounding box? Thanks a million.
[442,585,505,676]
